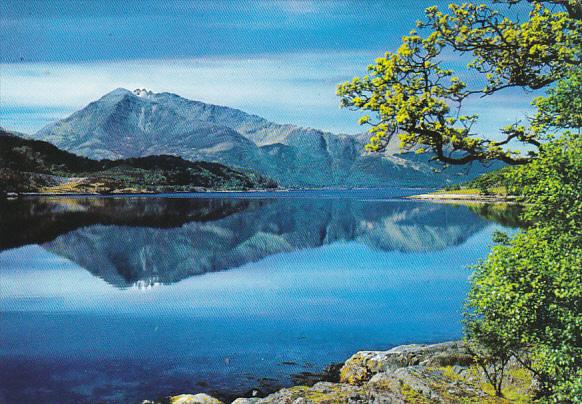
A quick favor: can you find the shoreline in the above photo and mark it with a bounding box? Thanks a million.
[2,187,435,199]
[406,192,518,204]
[3,188,519,204]
[4,189,282,198]
[147,340,532,403]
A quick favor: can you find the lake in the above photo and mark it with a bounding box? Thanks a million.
[0,190,521,403]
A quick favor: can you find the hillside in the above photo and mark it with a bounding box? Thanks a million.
[0,129,276,194]
[32,88,500,187]
[442,166,517,194]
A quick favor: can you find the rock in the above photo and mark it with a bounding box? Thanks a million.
[425,352,474,367]
[146,341,531,403]
[308,382,367,402]
[367,365,487,403]
[252,382,367,404]
[339,341,467,385]
[321,363,343,383]
[388,367,440,400]
[170,393,223,404]
[365,390,407,403]
[250,386,309,403]
[231,399,261,404]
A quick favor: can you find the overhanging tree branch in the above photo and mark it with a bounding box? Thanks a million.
[337,0,581,167]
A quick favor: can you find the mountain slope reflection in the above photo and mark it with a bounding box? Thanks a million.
[29,197,493,288]
[0,196,258,250]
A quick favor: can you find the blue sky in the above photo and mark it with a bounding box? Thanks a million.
[1,0,536,137]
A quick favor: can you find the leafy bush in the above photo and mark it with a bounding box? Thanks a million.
[465,133,582,401]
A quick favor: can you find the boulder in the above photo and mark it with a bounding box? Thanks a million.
[170,393,223,404]
[251,382,367,404]
[367,366,486,403]
[340,341,467,385]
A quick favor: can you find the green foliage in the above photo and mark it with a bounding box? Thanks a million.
[465,134,582,401]
[532,68,582,135]
[337,0,581,400]
[337,1,581,166]
[465,330,512,397]
[477,182,492,196]
[449,165,517,192]
[421,2,580,92]
[491,230,511,245]
[511,133,581,232]
[467,228,582,401]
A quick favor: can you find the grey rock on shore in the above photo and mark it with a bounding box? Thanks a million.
[148,341,524,404]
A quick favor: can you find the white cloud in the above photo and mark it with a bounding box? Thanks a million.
[1,53,368,107]
[1,52,378,133]
[0,51,537,139]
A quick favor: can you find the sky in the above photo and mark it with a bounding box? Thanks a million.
[1,0,537,137]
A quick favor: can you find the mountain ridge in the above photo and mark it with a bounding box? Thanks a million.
[32,88,499,187]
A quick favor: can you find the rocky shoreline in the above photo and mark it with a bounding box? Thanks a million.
[144,341,534,403]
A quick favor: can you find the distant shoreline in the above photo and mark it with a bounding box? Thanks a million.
[407,192,518,204]
[3,187,435,198]
[6,189,281,197]
[3,189,520,205]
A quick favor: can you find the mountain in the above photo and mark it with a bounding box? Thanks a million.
[0,129,276,194]
[33,88,498,187]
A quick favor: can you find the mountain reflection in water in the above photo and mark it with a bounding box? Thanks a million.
[0,193,520,288]
[0,191,524,403]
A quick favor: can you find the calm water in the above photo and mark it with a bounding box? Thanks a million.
[0,190,520,403]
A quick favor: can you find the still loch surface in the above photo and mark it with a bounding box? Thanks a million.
[0,190,520,403]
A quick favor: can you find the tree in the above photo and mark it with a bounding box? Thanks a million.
[337,0,581,167]
[338,0,582,400]
[466,135,581,400]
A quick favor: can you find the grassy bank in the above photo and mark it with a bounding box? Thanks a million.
[408,167,519,203]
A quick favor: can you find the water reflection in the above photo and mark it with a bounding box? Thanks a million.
[0,194,520,288]
[0,192,523,403]
[0,196,258,250]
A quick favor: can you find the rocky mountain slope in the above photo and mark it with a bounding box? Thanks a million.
[33,88,498,187]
